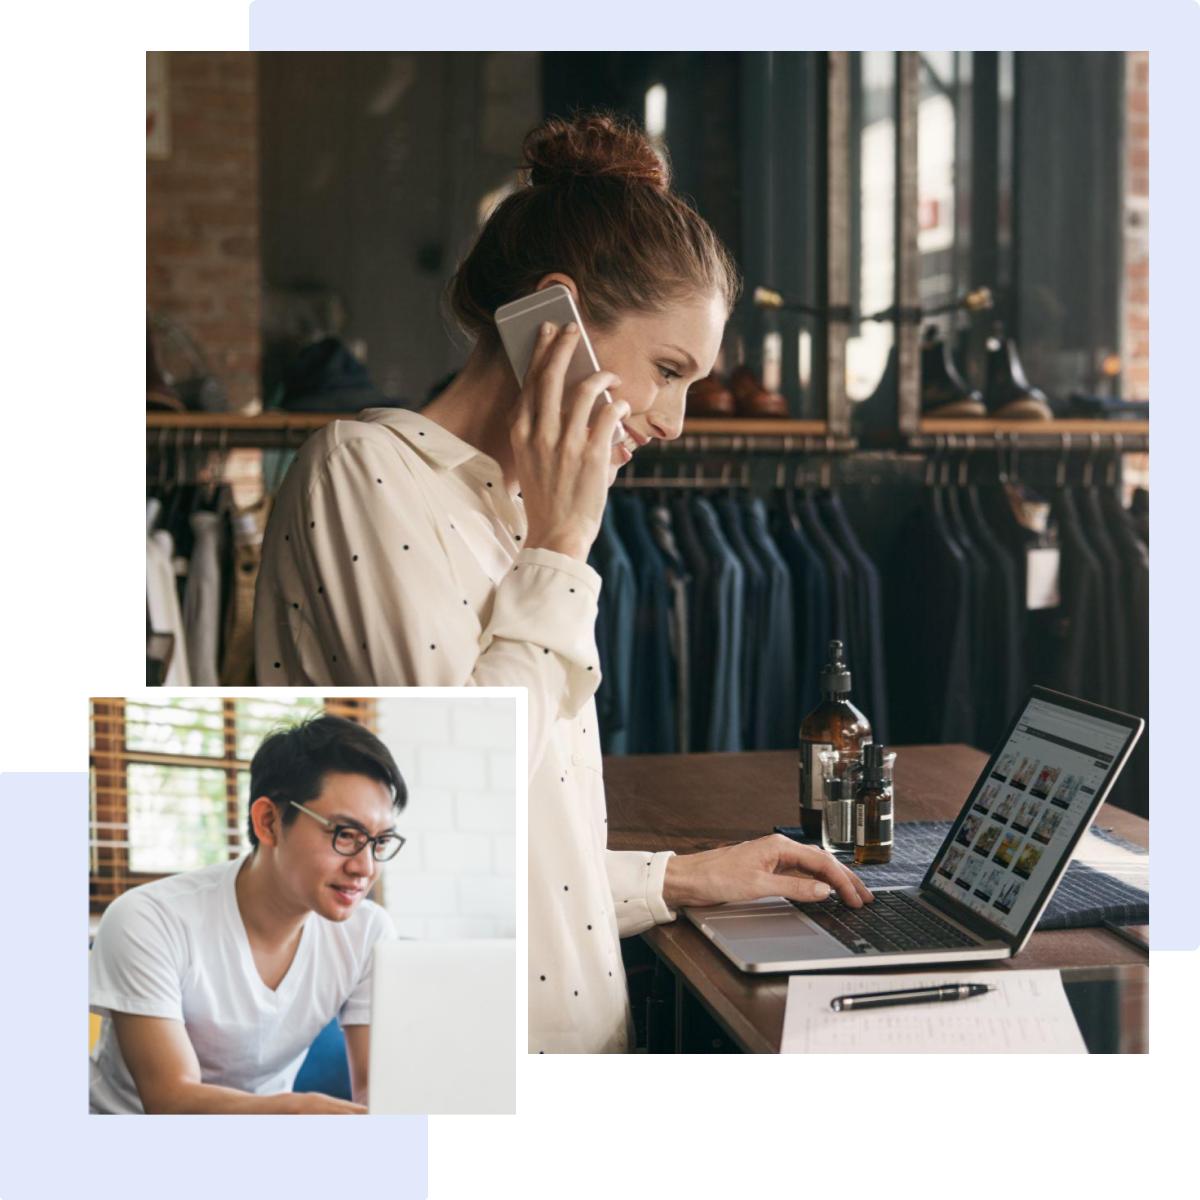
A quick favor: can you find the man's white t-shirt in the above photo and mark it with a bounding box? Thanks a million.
[89,854,395,1114]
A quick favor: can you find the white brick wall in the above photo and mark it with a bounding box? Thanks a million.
[377,697,517,939]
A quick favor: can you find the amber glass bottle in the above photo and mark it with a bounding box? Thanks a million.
[854,743,894,865]
[798,640,872,844]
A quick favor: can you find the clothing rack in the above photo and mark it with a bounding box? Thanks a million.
[644,432,858,455]
[143,444,1144,495]
[620,435,1142,493]
[906,428,1148,454]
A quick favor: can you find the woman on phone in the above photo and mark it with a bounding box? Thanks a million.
[254,111,871,1053]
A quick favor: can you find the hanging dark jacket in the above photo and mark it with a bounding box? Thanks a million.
[943,486,991,749]
[670,494,713,752]
[589,506,637,755]
[1046,489,1106,705]
[716,493,767,748]
[798,492,854,662]
[1100,486,1150,817]
[884,487,976,744]
[689,496,746,753]
[961,484,1024,746]
[740,495,797,749]
[1076,486,1129,711]
[610,491,676,754]
[771,499,830,718]
[648,502,693,755]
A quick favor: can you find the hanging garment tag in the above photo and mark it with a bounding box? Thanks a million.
[232,510,264,546]
[1026,547,1061,610]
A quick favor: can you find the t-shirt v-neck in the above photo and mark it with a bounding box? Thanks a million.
[225,859,312,1004]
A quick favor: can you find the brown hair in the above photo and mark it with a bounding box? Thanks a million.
[447,111,741,349]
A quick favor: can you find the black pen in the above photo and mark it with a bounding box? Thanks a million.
[830,983,995,1012]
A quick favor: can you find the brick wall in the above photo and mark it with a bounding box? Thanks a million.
[376,698,516,940]
[1121,51,1149,400]
[1121,51,1149,496]
[147,52,261,411]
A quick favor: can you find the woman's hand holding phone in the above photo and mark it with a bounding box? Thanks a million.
[509,320,629,562]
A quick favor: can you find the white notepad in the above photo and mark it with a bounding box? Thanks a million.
[781,969,1087,1053]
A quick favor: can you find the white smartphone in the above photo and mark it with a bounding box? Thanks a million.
[494,284,625,445]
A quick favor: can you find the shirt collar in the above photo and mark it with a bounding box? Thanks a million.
[356,407,482,470]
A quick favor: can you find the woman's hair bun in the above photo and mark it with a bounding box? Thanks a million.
[522,111,669,191]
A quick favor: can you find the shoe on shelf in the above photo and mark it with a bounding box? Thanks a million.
[984,331,1053,420]
[686,371,736,417]
[729,364,789,417]
[921,327,987,417]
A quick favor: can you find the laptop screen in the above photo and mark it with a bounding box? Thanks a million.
[924,692,1140,940]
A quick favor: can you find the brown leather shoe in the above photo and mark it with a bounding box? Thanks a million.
[729,365,790,417]
[687,372,736,416]
[738,387,789,417]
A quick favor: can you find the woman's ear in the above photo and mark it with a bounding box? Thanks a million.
[535,272,579,305]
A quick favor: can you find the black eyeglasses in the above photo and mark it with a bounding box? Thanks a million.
[288,801,406,862]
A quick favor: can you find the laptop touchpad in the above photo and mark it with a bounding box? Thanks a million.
[706,911,820,939]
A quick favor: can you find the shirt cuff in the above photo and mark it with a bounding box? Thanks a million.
[607,849,678,937]
[645,850,677,924]
[513,546,603,596]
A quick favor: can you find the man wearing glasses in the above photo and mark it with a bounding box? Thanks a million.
[89,716,407,1114]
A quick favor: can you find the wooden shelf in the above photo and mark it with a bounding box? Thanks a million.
[148,413,836,437]
[917,418,1149,437]
[147,411,338,430]
[681,418,831,436]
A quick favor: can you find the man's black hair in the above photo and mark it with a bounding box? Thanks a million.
[246,715,407,847]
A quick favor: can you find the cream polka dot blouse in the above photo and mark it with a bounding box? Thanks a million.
[254,407,676,1052]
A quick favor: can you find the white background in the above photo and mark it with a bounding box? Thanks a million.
[0,3,1195,1199]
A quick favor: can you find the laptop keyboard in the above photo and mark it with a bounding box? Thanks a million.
[798,890,978,955]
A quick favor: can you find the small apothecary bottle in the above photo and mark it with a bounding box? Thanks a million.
[798,640,872,843]
[853,743,895,865]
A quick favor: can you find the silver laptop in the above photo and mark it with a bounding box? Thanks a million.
[368,939,515,1114]
[686,686,1144,973]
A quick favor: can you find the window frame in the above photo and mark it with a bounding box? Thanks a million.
[89,697,376,913]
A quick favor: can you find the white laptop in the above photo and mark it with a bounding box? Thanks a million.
[368,939,515,1115]
[686,686,1144,973]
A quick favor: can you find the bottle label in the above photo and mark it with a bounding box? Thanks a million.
[800,741,832,813]
[855,796,894,847]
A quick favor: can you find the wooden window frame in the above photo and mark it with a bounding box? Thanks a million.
[89,698,376,913]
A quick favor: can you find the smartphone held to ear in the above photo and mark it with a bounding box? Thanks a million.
[494,284,626,446]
